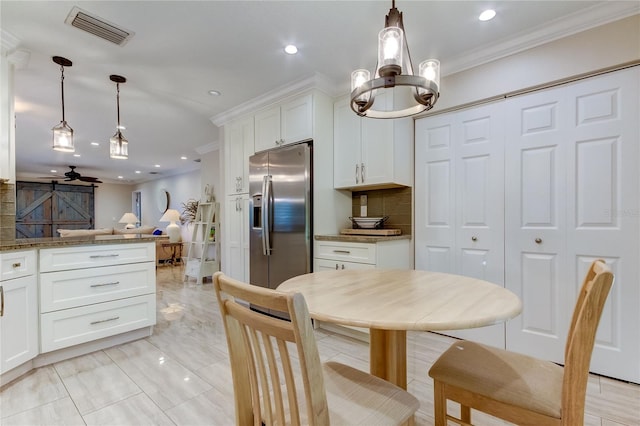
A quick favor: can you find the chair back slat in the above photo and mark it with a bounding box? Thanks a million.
[214,272,330,426]
[562,260,614,425]
[278,339,302,425]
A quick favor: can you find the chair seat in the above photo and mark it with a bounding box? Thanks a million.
[324,361,420,425]
[429,340,564,419]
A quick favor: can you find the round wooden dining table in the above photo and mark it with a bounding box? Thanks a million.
[278,268,522,390]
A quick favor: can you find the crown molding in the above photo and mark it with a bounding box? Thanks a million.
[210,72,340,127]
[195,140,220,154]
[444,3,640,76]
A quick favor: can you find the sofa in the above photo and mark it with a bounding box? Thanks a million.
[56,226,178,266]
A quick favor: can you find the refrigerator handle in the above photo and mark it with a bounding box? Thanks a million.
[262,175,273,256]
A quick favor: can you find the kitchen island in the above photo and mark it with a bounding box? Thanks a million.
[0,235,159,386]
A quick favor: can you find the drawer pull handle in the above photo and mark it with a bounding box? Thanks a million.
[12,262,21,268]
[90,281,120,288]
[0,286,4,317]
[333,250,351,254]
[471,236,477,242]
[89,254,120,259]
[90,316,120,325]
[535,238,542,244]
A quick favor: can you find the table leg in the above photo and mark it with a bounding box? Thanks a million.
[369,328,407,389]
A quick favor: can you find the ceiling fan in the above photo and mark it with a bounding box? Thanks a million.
[39,166,103,183]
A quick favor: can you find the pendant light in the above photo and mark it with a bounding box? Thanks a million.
[109,74,128,159]
[350,0,441,119]
[52,56,74,152]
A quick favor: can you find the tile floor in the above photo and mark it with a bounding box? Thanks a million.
[1,266,639,425]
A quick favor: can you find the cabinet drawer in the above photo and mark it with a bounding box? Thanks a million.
[40,242,155,272]
[40,263,156,313]
[0,250,36,281]
[315,258,376,271]
[315,241,376,264]
[40,294,156,353]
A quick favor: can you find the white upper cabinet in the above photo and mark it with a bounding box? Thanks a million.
[254,94,313,153]
[333,92,412,190]
[225,117,255,195]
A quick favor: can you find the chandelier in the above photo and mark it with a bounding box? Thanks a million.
[350,0,440,119]
[109,74,129,159]
[52,56,74,152]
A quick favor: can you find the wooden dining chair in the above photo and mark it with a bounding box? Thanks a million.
[428,259,614,426]
[213,272,420,426]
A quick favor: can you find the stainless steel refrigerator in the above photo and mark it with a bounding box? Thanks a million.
[249,141,312,318]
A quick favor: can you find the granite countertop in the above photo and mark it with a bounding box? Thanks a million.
[0,234,166,252]
[315,234,411,243]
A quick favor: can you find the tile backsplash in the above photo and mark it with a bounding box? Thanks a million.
[0,183,16,242]
[351,187,412,236]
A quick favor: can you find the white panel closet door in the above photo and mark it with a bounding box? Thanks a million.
[505,67,639,382]
[504,86,569,364]
[415,112,456,273]
[415,102,505,347]
[564,67,639,382]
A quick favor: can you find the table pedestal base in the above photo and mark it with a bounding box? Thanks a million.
[370,329,407,389]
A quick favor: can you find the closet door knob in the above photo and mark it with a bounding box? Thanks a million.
[535,238,542,244]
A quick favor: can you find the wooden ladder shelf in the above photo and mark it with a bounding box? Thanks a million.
[183,201,220,284]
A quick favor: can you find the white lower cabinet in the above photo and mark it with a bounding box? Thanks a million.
[313,238,410,338]
[39,242,156,353]
[0,250,38,374]
[314,238,411,270]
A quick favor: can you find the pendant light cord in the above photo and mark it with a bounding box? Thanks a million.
[116,83,121,128]
[60,64,66,122]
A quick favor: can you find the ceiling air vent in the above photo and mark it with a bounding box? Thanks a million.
[65,7,134,46]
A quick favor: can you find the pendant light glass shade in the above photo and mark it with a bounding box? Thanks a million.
[52,56,74,152]
[109,75,128,159]
[52,121,74,152]
[377,26,403,77]
[110,131,128,159]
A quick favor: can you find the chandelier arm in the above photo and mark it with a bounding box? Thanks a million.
[350,75,438,118]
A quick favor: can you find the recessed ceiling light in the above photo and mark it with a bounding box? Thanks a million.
[91,141,100,146]
[284,44,298,55]
[154,164,160,168]
[479,9,496,21]
[117,175,123,179]
[50,169,57,173]
[135,170,141,174]
[73,154,81,157]
[180,156,187,160]
[208,90,221,96]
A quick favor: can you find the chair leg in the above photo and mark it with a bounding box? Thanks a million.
[433,381,447,426]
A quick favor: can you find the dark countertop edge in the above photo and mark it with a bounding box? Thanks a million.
[315,234,411,243]
[0,235,167,252]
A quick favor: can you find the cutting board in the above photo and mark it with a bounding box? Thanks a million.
[340,228,401,236]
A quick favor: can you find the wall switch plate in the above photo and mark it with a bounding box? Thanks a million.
[360,194,367,206]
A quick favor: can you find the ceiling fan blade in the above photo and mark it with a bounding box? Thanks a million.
[79,176,102,183]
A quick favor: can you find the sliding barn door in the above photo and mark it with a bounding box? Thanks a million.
[15,181,95,238]
[505,67,639,382]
